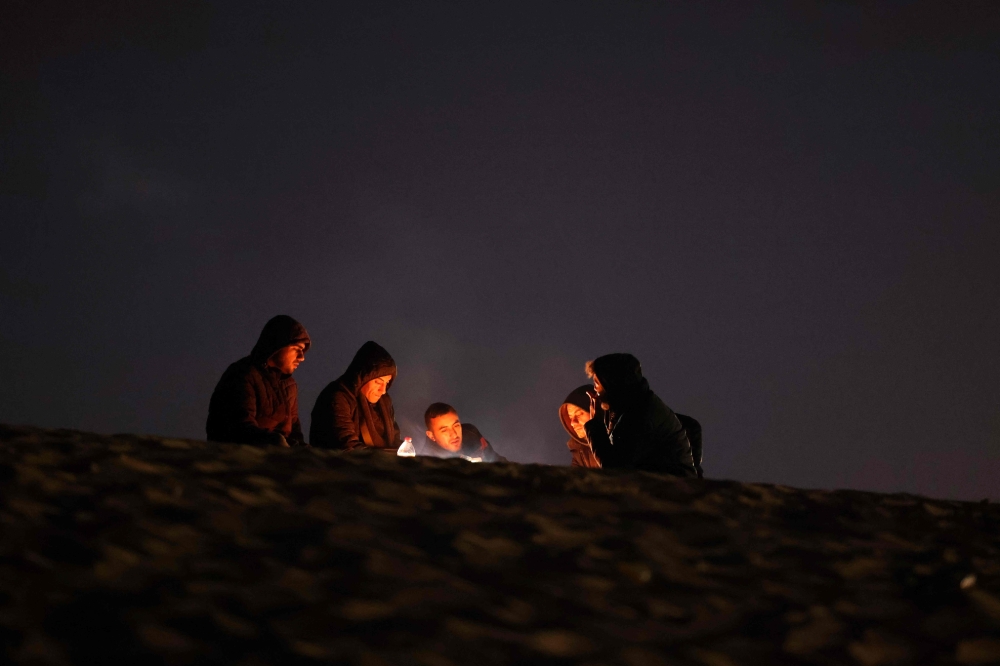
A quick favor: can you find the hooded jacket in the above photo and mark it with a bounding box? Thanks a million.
[584,353,696,477]
[414,423,506,462]
[560,385,602,469]
[676,413,704,478]
[206,315,311,446]
[310,341,401,450]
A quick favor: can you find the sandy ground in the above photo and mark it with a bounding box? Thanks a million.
[1,423,998,665]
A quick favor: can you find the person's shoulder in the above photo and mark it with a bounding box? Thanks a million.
[676,413,700,432]
[645,390,676,415]
[325,377,354,398]
[461,422,483,438]
[219,356,261,384]
[461,423,495,453]
[223,355,255,373]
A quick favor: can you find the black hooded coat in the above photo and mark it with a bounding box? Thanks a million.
[584,353,697,477]
[310,341,402,450]
[206,315,311,446]
[414,423,506,462]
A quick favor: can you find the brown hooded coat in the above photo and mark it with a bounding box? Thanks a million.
[206,315,311,446]
[310,341,402,450]
[560,385,602,468]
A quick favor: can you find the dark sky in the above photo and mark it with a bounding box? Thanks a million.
[2,1,998,500]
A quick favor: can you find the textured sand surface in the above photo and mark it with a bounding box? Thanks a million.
[1,423,999,665]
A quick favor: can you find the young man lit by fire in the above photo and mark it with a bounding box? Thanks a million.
[585,353,697,477]
[206,315,311,447]
[416,402,506,462]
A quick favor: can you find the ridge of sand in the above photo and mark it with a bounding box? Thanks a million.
[1,423,998,665]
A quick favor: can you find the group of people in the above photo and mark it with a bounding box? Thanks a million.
[206,315,704,477]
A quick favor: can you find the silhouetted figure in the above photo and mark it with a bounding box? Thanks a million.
[310,341,401,450]
[584,353,696,477]
[676,413,704,478]
[206,315,311,447]
[560,385,601,468]
[416,402,506,462]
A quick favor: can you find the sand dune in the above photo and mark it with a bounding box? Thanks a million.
[1,423,998,665]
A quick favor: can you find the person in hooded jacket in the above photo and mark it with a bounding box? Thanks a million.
[560,385,602,468]
[583,353,697,477]
[416,402,507,462]
[206,315,311,447]
[310,341,402,450]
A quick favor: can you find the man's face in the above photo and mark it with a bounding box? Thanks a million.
[565,403,590,439]
[426,412,463,452]
[268,343,306,374]
[361,375,393,404]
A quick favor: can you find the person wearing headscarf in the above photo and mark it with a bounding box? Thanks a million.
[206,315,311,447]
[584,353,696,477]
[559,385,602,468]
[310,341,401,450]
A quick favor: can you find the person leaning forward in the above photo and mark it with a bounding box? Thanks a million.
[560,385,602,468]
[416,402,507,462]
[584,353,697,477]
[310,341,402,450]
[206,315,310,447]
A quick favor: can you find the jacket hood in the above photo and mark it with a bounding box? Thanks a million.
[559,385,592,444]
[250,315,311,364]
[589,353,649,409]
[342,341,397,394]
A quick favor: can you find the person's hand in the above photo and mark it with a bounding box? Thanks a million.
[276,434,290,448]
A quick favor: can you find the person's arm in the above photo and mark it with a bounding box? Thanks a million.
[652,407,697,477]
[585,414,621,467]
[585,391,618,467]
[480,440,507,463]
[386,400,402,448]
[570,447,602,469]
[224,375,287,446]
[330,390,365,450]
[676,414,703,478]
[287,389,306,447]
[287,418,304,446]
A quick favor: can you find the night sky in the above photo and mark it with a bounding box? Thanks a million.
[2,1,998,500]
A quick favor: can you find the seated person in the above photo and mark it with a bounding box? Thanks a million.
[206,315,310,447]
[560,385,602,468]
[584,353,697,477]
[416,402,506,462]
[310,341,402,450]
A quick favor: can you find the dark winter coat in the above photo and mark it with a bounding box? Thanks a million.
[584,353,697,477]
[414,423,506,462]
[206,315,311,446]
[560,385,602,469]
[310,341,401,450]
[676,413,704,478]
